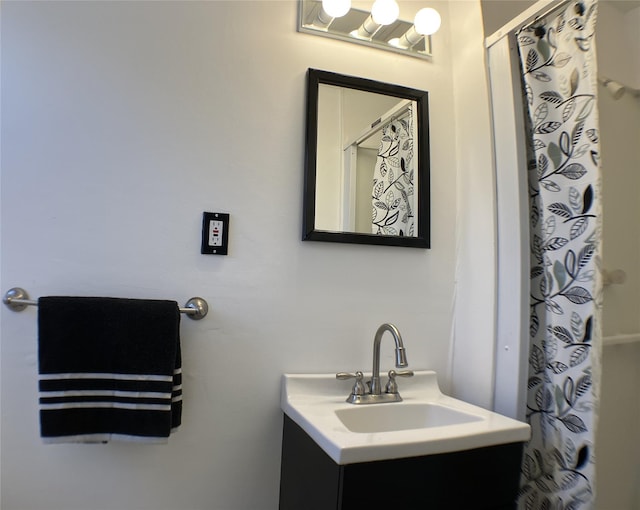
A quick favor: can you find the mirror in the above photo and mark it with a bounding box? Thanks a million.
[303,68,430,248]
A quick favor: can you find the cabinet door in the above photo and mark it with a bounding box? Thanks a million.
[279,415,341,510]
[339,444,522,509]
[280,414,522,510]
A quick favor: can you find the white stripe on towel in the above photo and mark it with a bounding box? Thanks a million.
[39,372,174,382]
[40,402,171,411]
[39,390,170,399]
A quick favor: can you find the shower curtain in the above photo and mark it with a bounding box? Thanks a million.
[516,1,602,508]
[371,109,414,236]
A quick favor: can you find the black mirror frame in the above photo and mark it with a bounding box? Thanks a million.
[302,69,431,249]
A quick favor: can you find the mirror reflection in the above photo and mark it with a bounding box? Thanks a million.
[303,69,430,248]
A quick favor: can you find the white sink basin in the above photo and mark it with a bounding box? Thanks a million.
[281,371,530,464]
[335,402,483,433]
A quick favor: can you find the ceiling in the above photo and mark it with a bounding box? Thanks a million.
[481,0,640,38]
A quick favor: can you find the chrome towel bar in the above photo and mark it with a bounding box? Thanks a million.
[2,287,208,320]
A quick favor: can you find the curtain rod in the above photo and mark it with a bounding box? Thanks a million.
[2,287,209,320]
[343,99,413,151]
[485,0,570,49]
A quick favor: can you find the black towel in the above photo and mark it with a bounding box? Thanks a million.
[37,297,182,443]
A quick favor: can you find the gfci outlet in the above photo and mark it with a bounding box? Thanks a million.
[208,220,224,246]
[201,212,229,255]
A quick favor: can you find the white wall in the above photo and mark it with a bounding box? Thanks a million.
[596,341,640,509]
[624,6,640,88]
[1,1,494,509]
[449,0,497,409]
[599,88,640,337]
[598,3,640,338]
[597,3,640,90]
[595,4,640,509]
[315,84,343,230]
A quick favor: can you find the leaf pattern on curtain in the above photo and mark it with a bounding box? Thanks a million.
[371,110,414,236]
[516,1,602,509]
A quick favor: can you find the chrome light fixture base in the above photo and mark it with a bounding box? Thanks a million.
[298,0,433,60]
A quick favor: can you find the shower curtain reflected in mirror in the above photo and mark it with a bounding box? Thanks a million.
[371,108,415,236]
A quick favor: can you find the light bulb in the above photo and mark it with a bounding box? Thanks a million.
[414,7,441,35]
[371,0,399,26]
[321,0,351,18]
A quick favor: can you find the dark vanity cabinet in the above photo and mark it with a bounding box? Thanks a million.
[279,415,524,510]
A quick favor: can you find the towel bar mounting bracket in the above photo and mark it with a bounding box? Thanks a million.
[3,287,209,320]
[183,297,208,320]
[3,287,32,311]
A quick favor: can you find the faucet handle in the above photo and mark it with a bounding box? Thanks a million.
[385,369,414,394]
[391,369,414,378]
[336,371,365,396]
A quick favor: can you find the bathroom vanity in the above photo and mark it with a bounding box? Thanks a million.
[278,371,530,510]
[280,415,523,509]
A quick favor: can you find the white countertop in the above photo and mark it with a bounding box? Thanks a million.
[281,370,531,465]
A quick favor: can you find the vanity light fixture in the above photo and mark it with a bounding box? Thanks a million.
[298,0,439,60]
[371,0,399,25]
[351,15,383,39]
[351,0,399,40]
[391,7,441,49]
[322,0,351,19]
[414,7,441,35]
[312,0,351,28]
[312,9,334,29]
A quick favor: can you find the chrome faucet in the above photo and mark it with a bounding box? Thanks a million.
[370,323,407,395]
[336,323,413,404]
